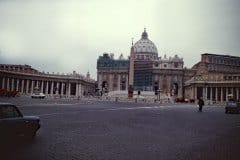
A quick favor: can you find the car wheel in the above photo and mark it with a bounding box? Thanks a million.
[225,110,228,114]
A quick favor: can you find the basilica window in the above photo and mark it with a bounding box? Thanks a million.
[174,62,178,68]
[155,63,159,67]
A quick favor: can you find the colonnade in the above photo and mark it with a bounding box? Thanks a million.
[0,74,95,98]
[193,85,240,103]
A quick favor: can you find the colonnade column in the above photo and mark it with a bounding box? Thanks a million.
[21,80,24,93]
[56,82,59,95]
[237,88,239,100]
[210,87,213,102]
[194,86,197,100]
[16,79,19,91]
[11,78,14,91]
[75,83,79,98]
[26,80,29,94]
[2,77,5,89]
[41,81,44,93]
[79,83,82,97]
[31,80,34,94]
[45,81,49,95]
[61,82,64,97]
[202,87,206,101]
[68,82,71,98]
[36,80,39,88]
[50,81,54,96]
[215,87,218,103]
[6,78,10,90]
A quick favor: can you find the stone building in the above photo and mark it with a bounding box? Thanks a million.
[97,29,184,97]
[97,53,129,93]
[184,53,240,103]
[0,64,96,98]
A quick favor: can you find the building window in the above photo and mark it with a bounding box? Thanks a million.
[164,64,167,68]
[174,62,178,68]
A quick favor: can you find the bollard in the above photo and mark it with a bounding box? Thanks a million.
[115,97,118,102]
[135,98,137,103]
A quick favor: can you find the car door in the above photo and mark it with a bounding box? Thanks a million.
[0,105,24,137]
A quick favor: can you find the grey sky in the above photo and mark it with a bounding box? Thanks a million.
[0,0,239,79]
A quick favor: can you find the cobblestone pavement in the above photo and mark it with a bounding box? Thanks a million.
[0,97,240,160]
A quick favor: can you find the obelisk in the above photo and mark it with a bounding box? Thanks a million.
[128,38,134,98]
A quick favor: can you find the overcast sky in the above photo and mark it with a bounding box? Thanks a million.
[0,0,239,79]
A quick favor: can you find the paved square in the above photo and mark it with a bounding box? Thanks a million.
[1,97,240,160]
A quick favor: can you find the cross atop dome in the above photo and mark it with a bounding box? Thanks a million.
[141,28,148,39]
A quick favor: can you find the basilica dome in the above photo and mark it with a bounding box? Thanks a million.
[133,29,158,56]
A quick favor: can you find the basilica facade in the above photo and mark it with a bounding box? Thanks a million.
[97,29,240,103]
[97,29,184,97]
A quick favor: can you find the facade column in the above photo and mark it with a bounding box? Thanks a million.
[11,78,14,91]
[125,75,128,91]
[31,80,34,94]
[50,81,54,96]
[45,81,49,95]
[41,81,44,93]
[21,79,24,93]
[2,77,5,89]
[215,87,218,103]
[109,74,113,91]
[118,74,121,90]
[205,86,208,101]
[226,87,229,102]
[236,88,239,101]
[26,80,29,94]
[220,87,223,103]
[16,79,19,91]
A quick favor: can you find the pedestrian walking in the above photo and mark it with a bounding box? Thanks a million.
[198,97,204,112]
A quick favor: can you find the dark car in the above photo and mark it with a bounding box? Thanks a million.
[0,103,40,139]
[225,99,240,114]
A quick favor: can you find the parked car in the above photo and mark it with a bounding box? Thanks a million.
[31,92,45,99]
[0,103,40,139]
[225,99,240,114]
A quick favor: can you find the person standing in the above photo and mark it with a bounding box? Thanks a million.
[198,97,204,112]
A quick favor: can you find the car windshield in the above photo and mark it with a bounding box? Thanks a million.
[0,105,22,119]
